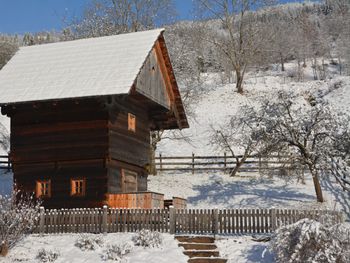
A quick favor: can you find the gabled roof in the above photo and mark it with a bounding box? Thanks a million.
[0,29,164,104]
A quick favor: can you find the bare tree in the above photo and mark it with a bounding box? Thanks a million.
[0,41,18,70]
[195,0,274,94]
[211,91,349,202]
[65,0,176,39]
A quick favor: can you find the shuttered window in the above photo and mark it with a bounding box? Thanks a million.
[36,180,51,198]
[122,169,138,192]
[128,113,136,132]
[71,178,86,196]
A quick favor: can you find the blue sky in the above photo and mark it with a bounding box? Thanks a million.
[0,0,305,34]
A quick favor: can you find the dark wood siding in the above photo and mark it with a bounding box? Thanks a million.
[108,100,150,168]
[8,99,109,208]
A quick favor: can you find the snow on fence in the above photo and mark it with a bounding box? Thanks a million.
[0,155,11,171]
[35,207,344,235]
[155,153,305,174]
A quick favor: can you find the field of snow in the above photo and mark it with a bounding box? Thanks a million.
[157,61,350,155]
[2,233,187,263]
[148,171,348,213]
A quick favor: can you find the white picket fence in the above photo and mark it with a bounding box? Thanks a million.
[35,207,344,235]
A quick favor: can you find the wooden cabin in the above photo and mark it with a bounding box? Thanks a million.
[0,29,188,209]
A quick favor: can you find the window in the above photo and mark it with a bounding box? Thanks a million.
[122,169,138,192]
[36,180,51,198]
[71,178,86,197]
[128,113,136,132]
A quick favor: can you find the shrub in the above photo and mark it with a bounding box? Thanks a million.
[36,249,59,262]
[132,229,162,248]
[101,243,133,262]
[0,189,41,256]
[270,218,350,263]
[75,234,103,251]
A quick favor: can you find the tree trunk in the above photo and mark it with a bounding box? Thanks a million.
[230,155,249,177]
[235,69,244,94]
[310,167,324,202]
[0,242,9,257]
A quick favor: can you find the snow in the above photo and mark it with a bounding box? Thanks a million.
[216,236,274,263]
[1,233,187,263]
[158,61,350,155]
[0,29,164,104]
[148,171,346,212]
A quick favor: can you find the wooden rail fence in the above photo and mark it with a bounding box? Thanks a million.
[36,207,343,235]
[0,155,11,171]
[156,153,304,174]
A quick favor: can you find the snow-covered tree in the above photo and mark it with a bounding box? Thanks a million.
[271,218,350,263]
[0,189,41,256]
[65,0,176,39]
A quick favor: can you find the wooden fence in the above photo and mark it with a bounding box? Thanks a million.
[0,155,11,171]
[36,207,343,235]
[156,153,303,174]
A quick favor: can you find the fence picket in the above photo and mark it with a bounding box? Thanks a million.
[38,207,342,234]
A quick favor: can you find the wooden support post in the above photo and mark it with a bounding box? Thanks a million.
[102,205,108,234]
[224,152,227,173]
[270,208,276,232]
[169,206,176,234]
[39,206,45,236]
[213,208,219,237]
[192,153,195,175]
[159,153,163,172]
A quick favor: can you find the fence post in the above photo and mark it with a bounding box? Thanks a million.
[39,206,45,236]
[159,153,163,172]
[213,208,219,237]
[7,155,10,172]
[102,205,108,234]
[224,152,227,173]
[270,208,276,232]
[192,153,195,175]
[169,206,176,234]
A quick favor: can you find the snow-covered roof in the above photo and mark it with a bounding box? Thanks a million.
[0,29,164,104]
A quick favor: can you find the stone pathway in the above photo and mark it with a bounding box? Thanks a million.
[175,236,227,263]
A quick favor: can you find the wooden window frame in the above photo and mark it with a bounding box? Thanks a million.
[121,169,138,192]
[70,178,86,197]
[36,179,51,199]
[128,113,136,132]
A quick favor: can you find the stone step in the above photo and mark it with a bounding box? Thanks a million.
[175,236,215,244]
[179,243,217,250]
[184,250,220,258]
[188,257,228,263]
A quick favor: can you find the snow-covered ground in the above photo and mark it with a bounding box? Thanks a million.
[148,171,349,214]
[158,61,350,155]
[2,233,187,263]
[217,235,273,263]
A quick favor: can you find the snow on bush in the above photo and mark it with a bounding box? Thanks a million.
[270,218,350,263]
[75,234,104,251]
[101,243,133,262]
[0,189,41,256]
[132,229,163,248]
[36,248,60,262]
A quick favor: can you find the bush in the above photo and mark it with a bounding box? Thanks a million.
[75,234,103,251]
[132,229,162,248]
[36,248,59,262]
[0,189,41,256]
[101,243,133,262]
[270,218,350,263]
